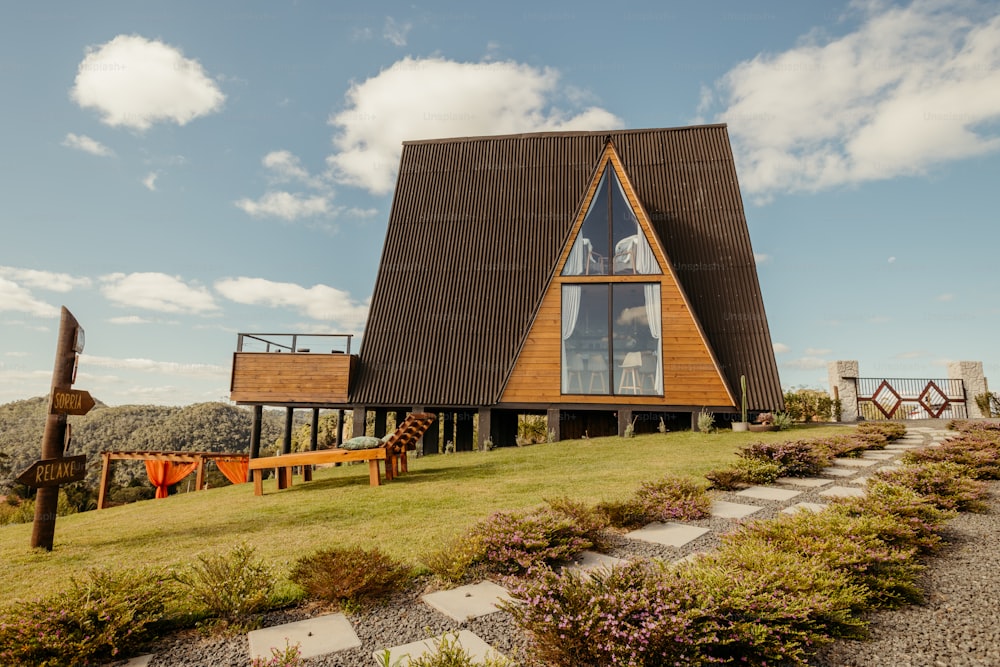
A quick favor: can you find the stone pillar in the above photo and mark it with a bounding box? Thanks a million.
[828,360,859,422]
[477,407,492,451]
[948,361,988,418]
[351,406,367,437]
[618,408,633,437]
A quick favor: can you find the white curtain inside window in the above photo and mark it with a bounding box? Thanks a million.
[643,283,663,393]
[565,236,585,276]
[613,174,659,275]
[561,285,582,392]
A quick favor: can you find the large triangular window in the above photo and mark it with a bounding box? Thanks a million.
[562,165,661,276]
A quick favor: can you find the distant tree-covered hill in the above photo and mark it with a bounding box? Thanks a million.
[0,397,319,493]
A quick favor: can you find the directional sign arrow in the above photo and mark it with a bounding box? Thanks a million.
[50,388,95,416]
[16,455,87,488]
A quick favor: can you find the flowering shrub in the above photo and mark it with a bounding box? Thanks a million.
[173,543,277,621]
[545,496,610,549]
[903,438,1000,479]
[0,567,178,666]
[290,546,411,608]
[705,457,783,490]
[876,461,990,512]
[829,481,955,554]
[503,561,709,667]
[724,511,924,608]
[808,435,870,459]
[377,632,513,666]
[469,507,593,575]
[856,421,906,441]
[595,497,650,529]
[738,440,830,476]
[634,476,711,522]
[421,535,485,584]
[683,543,868,665]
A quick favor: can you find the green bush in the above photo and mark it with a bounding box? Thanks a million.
[595,496,651,529]
[290,546,412,608]
[470,507,593,575]
[173,543,278,621]
[876,462,990,512]
[783,388,833,423]
[738,440,830,476]
[634,476,711,522]
[377,632,512,666]
[724,511,923,609]
[420,535,485,584]
[829,481,955,554]
[902,438,1000,479]
[855,421,906,442]
[683,543,868,665]
[0,566,178,666]
[545,496,610,549]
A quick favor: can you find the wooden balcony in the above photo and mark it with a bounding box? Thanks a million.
[229,333,357,406]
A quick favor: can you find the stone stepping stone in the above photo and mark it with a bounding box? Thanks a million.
[736,485,802,501]
[861,451,896,460]
[421,581,512,622]
[832,457,879,468]
[712,500,764,519]
[820,466,858,477]
[562,550,628,576]
[711,500,763,519]
[781,502,827,514]
[626,522,710,547]
[885,444,920,450]
[850,476,870,485]
[123,656,154,667]
[375,630,504,666]
[248,613,360,662]
[776,476,832,488]
[819,486,866,499]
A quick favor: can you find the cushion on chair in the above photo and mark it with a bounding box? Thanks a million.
[340,436,384,450]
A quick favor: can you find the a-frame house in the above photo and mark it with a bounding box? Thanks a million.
[344,125,783,448]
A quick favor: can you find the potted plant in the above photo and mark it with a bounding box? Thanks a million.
[749,412,776,432]
[732,375,749,431]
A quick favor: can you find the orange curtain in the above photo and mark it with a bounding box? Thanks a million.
[144,460,197,499]
[215,457,249,485]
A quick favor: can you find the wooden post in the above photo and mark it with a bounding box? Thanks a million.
[305,408,319,481]
[456,410,475,451]
[336,409,345,445]
[477,407,492,451]
[618,409,633,437]
[352,406,367,437]
[547,408,561,442]
[278,407,293,489]
[97,451,112,510]
[195,455,206,491]
[32,307,79,550]
[249,405,262,460]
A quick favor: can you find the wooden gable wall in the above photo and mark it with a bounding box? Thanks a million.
[500,145,736,408]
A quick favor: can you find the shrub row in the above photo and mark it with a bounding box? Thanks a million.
[506,424,996,666]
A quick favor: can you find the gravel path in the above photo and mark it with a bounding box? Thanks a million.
[122,428,999,667]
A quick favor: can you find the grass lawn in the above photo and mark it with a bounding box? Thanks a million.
[0,425,850,605]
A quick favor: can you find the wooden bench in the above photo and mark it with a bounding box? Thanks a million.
[248,412,436,495]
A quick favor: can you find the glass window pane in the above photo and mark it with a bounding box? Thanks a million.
[563,169,609,276]
[610,169,661,275]
[612,283,661,396]
[562,284,609,394]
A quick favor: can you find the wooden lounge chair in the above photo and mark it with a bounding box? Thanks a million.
[248,412,436,494]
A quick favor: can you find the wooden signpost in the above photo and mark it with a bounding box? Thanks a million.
[23,306,92,551]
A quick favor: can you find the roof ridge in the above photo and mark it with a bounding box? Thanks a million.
[401,124,729,146]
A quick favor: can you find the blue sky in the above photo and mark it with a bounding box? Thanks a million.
[2,0,999,406]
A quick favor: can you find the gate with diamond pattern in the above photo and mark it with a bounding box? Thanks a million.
[855,377,968,420]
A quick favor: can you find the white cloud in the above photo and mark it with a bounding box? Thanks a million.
[0,266,92,292]
[754,252,771,264]
[0,278,60,317]
[705,1,1000,198]
[772,342,790,354]
[215,277,368,328]
[82,353,226,378]
[804,347,831,356]
[234,191,331,220]
[108,315,153,325]
[937,292,954,302]
[142,171,158,191]
[782,356,829,370]
[888,256,897,264]
[383,17,412,46]
[100,272,218,314]
[71,34,225,131]
[261,150,326,189]
[62,132,114,157]
[327,56,623,194]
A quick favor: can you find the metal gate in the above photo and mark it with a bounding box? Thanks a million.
[855,377,967,420]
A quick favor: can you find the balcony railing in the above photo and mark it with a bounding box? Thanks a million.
[236,332,354,355]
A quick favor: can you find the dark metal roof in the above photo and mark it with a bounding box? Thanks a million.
[350,125,783,410]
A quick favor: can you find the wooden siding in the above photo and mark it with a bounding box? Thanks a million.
[501,145,734,408]
[230,353,356,405]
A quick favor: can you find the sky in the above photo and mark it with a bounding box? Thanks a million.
[2,0,1000,407]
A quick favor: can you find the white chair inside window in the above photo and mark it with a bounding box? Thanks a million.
[566,353,585,393]
[613,235,638,274]
[618,351,643,394]
[587,354,608,393]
